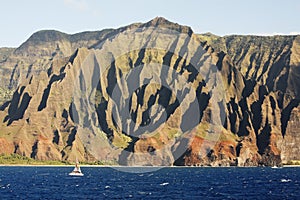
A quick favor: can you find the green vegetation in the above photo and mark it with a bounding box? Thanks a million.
[0,154,117,166]
[284,160,300,166]
[79,159,118,166]
[0,154,70,165]
[112,132,132,149]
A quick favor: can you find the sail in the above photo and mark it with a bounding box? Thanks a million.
[72,164,81,172]
[69,157,84,176]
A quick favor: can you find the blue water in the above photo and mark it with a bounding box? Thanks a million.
[0,166,299,199]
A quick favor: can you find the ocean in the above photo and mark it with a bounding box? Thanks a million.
[0,166,299,199]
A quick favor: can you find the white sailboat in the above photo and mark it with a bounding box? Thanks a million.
[69,158,84,176]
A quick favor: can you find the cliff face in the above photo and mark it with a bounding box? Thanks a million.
[0,17,299,166]
[0,47,15,62]
[0,29,114,105]
[197,33,300,165]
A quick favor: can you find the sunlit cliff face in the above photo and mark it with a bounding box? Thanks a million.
[0,18,299,167]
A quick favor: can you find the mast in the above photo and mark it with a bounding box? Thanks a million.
[75,157,79,169]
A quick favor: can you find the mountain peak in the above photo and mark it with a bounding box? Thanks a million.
[149,16,170,25]
[26,30,68,43]
[142,17,193,36]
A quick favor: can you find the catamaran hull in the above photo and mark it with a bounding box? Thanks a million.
[69,172,84,176]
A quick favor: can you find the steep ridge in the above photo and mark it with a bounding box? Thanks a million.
[197,34,300,164]
[0,47,16,104]
[197,34,297,98]
[0,29,116,105]
[0,17,299,165]
[0,20,192,105]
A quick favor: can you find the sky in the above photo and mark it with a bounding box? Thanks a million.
[1,0,299,47]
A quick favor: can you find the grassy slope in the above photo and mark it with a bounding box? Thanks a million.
[0,154,117,165]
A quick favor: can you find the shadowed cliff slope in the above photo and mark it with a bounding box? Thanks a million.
[0,17,299,165]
